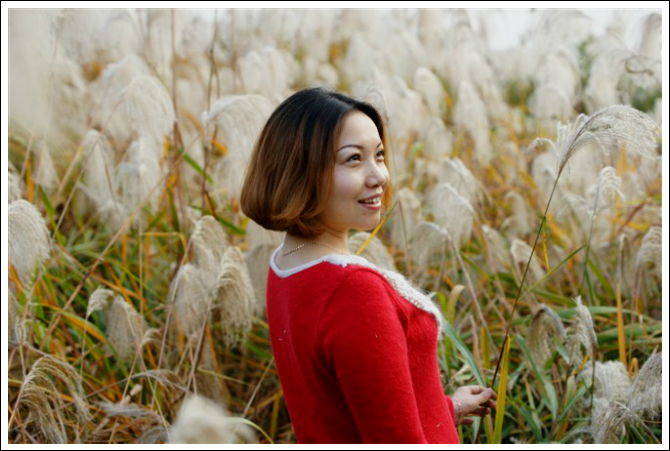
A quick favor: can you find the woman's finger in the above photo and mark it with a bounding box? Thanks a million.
[470,407,492,416]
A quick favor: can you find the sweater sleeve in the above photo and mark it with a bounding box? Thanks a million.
[318,269,429,444]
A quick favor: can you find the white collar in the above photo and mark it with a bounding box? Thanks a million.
[269,245,447,341]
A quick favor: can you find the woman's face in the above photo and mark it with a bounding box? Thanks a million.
[317,110,389,235]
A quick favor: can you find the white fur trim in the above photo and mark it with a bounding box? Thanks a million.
[270,245,447,341]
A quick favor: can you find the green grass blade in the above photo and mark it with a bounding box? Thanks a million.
[493,336,513,444]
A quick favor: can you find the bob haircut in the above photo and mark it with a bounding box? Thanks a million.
[240,87,393,239]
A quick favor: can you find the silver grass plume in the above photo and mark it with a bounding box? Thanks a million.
[583,360,631,444]
[243,242,278,316]
[87,287,149,363]
[413,66,446,118]
[201,95,275,154]
[106,296,148,363]
[9,200,51,295]
[590,166,624,213]
[635,226,661,278]
[244,218,283,251]
[97,399,167,444]
[628,352,662,419]
[348,231,396,271]
[115,137,164,229]
[527,105,659,180]
[168,394,256,444]
[211,246,256,349]
[429,182,475,247]
[502,191,534,237]
[388,187,422,251]
[34,141,59,194]
[121,74,175,152]
[238,46,295,102]
[409,220,450,286]
[202,94,274,201]
[442,157,483,206]
[86,286,116,318]
[591,399,628,444]
[566,296,598,367]
[588,360,632,414]
[9,165,25,202]
[126,369,187,418]
[527,304,566,368]
[482,225,510,273]
[578,166,625,286]
[510,238,545,283]
[78,129,122,223]
[167,263,212,339]
[191,215,229,278]
[583,354,662,443]
[453,80,492,165]
[358,81,390,127]
[419,116,453,162]
[21,354,92,443]
[561,165,625,230]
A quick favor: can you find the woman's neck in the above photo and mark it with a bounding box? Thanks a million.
[282,233,351,256]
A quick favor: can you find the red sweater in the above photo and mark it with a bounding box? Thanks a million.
[266,246,460,444]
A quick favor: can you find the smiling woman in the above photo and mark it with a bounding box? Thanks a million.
[240,87,393,256]
[239,87,495,444]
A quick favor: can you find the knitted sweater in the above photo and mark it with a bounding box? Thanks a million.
[266,245,460,444]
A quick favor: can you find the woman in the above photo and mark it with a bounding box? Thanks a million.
[240,87,496,444]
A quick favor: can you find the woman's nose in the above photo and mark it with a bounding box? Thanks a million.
[367,161,388,188]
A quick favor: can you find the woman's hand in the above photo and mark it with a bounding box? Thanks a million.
[451,385,498,426]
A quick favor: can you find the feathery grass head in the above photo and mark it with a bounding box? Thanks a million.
[482,225,510,273]
[453,80,492,165]
[167,263,213,339]
[527,304,566,368]
[121,74,175,149]
[105,297,147,363]
[589,360,632,407]
[566,296,598,367]
[510,238,545,283]
[591,165,624,210]
[414,66,446,117]
[211,246,256,349]
[428,182,475,247]
[527,105,659,179]
[581,360,631,444]
[79,129,118,215]
[191,215,229,276]
[442,157,482,206]
[591,400,628,444]
[628,352,662,419]
[86,286,116,318]
[243,242,278,316]
[388,187,423,250]
[202,94,274,160]
[97,400,166,444]
[168,394,257,444]
[21,354,92,443]
[9,165,25,202]
[348,232,396,271]
[502,191,534,237]
[635,226,661,278]
[409,220,449,276]
[9,199,51,295]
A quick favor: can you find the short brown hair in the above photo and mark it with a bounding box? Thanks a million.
[240,87,393,239]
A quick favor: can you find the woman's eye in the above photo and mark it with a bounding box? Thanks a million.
[348,150,385,162]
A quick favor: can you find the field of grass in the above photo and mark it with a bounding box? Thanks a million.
[7,8,663,444]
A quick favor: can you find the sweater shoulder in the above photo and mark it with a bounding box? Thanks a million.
[315,266,410,336]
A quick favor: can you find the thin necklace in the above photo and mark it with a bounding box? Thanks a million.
[281,241,349,257]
